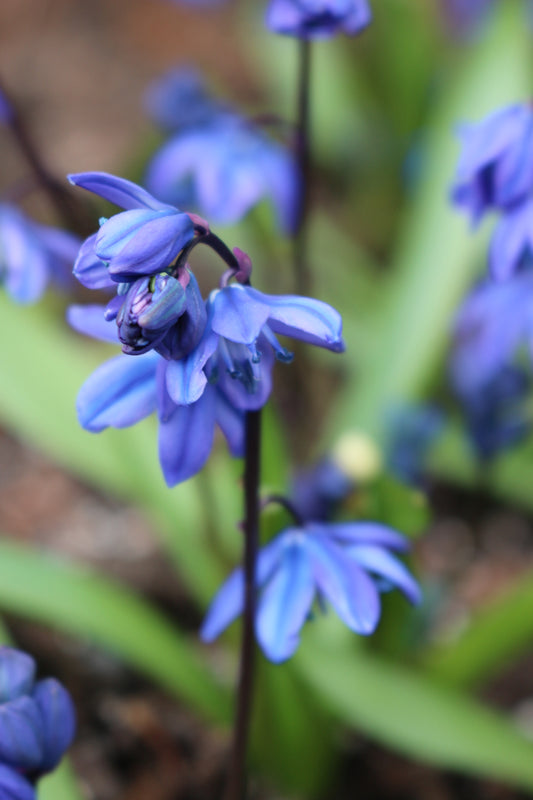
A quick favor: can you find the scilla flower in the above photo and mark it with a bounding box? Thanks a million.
[145,114,300,232]
[144,67,225,134]
[265,0,372,39]
[0,647,75,797]
[452,104,533,224]
[201,522,420,663]
[0,204,80,303]
[68,172,195,283]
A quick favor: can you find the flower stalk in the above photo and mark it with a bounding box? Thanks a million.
[293,38,312,296]
[223,409,262,800]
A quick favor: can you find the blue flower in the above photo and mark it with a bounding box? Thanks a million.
[452,104,533,224]
[68,172,195,282]
[0,647,75,783]
[201,522,420,663]
[0,89,13,124]
[450,270,533,397]
[450,274,533,458]
[440,0,494,37]
[144,67,225,134]
[145,115,300,233]
[162,282,344,408]
[0,204,80,304]
[265,0,372,39]
[291,458,354,522]
[0,765,34,800]
[68,305,247,486]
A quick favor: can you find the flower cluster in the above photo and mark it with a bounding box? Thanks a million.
[69,172,344,486]
[0,204,80,304]
[450,103,533,456]
[202,519,420,662]
[144,68,299,232]
[0,647,75,800]
[265,0,372,39]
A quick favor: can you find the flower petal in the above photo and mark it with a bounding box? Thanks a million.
[256,537,315,663]
[209,285,271,344]
[0,206,48,303]
[67,304,119,344]
[200,537,285,642]
[265,291,344,352]
[307,534,380,635]
[68,172,171,211]
[489,201,533,281]
[323,521,410,551]
[165,330,218,405]
[0,648,35,704]
[32,678,76,772]
[0,765,35,800]
[158,386,216,486]
[72,233,115,289]
[214,389,246,457]
[348,545,421,604]
[0,696,44,770]
[77,353,158,432]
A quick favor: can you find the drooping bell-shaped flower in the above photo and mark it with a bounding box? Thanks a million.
[145,67,225,134]
[68,172,195,282]
[265,0,372,39]
[0,204,80,304]
[145,114,300,233]
[201,522,420,663]
[452,104,533,224]
[163,281,344,409]
[0,647,75,783]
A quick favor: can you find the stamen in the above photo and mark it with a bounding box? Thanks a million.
[262,325,294,363]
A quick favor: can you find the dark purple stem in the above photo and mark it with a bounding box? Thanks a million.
[0,76,92,236]
[293,38,312,296]
[223,409,262,800]
[175,230,240,274]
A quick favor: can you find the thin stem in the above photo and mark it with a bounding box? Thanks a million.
[293,38,312,296]
[175,230,240,275]
[0,76,92,235]
[223,409,262,800]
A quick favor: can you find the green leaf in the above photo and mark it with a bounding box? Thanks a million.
[423,566,533,690]
[39,761,85,800]
[0,538,230,723]
[335,2,532,442]
[299,644,533,790]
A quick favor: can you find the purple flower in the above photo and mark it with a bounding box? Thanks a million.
[145,115,300,233]
[452,104,533,224]
[489,197,533,281]
[162,283,344,408]
[0,647,75,783]
[0,204,80,304]
[0,765,34,800]
[265,0,372,39]
[0,89,13,124]
[68,172,195,283]
[145,67,225,133]
[439,0,493,37]
[201,522,420,663]
[386,406,444,486]
[68,305,246,486]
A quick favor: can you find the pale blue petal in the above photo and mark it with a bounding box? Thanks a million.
[67,304,119,343]
[165,330,218,405]
[308,534,380,635]
[256,538,315,662]
[323,522,410,552]
[216,339,274,411]
[200,536,285,642]
[72,233,114,289]
[489,201,533,281]
[209,285,271,344]
[0,207,48,303]
[158,386,216,486]
[77,353,158,432]
[68,172,171,211]
[348,545,421,604]
[265,291,344,352]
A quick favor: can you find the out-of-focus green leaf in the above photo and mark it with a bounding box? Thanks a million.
[299,644,533,790]
[0,296,228,603]
[252,658,336,797]
[354,475,430,538]
[0,538,230,723]
[335,2,531,442]
[39,761,85,800]
[423,567,533,690]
